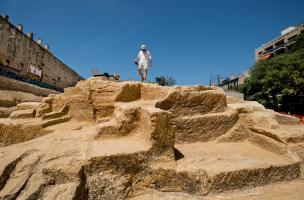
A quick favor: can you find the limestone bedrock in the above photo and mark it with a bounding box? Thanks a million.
[0,77,303,200]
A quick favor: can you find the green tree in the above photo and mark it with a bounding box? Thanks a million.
[155,76,176,86]
[242,34,304,114]
[290,33,304,52]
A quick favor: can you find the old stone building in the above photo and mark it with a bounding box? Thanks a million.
[0,15,83,92]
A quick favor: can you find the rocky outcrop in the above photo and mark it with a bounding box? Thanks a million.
[9,109,36,119]
[16,102,42,111]
[0,77,303,199]
[0,107,16,118]
[0,90,42,119]
[0,90,42,108]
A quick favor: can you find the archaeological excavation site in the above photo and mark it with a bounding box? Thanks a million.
[1,77,304,200]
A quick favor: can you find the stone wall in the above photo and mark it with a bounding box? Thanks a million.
[225,91,244,100]
[0,16,83,89]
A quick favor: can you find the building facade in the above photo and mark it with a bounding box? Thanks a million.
[0,15,83,92]
[255,23,304,62]
[219,70,250,91]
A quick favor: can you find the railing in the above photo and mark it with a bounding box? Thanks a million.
[0,67,64,92]
[262,40,296,55]
[262,24,304,47]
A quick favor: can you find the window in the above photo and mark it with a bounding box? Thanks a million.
[265,45,273,51]
[6,60,10,66]
[58,77,61,82]
[275,40,284,47]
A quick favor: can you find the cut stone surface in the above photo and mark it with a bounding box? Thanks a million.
[0,78,304,199]
[173,108,239,143]
[130,180,304,200]
[173,142,298,175]
[275,113,301,125]
[41,115,71,128]
[0,118,51,147]
[0,107,16,118]
[156,87,226,117]
[228,101,265,113]
[16,102,42,111]
[275,125,304,143]
[35,102,52,117]
[149,142,299,193]
[9,109,35,119]
[0,90,42,108]
[41,104,69,120]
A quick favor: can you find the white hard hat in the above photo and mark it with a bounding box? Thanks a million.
[141,44,146,49]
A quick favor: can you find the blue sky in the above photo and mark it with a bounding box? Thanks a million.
[1,0,304,85]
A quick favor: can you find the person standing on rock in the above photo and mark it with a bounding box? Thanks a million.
[134,44,152,82]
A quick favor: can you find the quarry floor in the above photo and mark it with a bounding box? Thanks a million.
[132,145,304,200]
[40,123,304,200]
[133,143,304,200]
[1,78,304,199]
[1,119,304,199]
[131,179,304,200]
